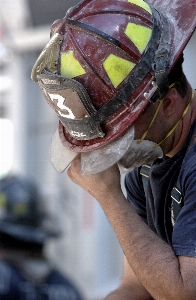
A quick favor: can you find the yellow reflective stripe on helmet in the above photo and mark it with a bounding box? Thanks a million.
[103,54,136,88]
[125,23,152,53]
[60,51,86,78]
[0,193,6,208]
[127,0,152,14]
[13,203,29,215]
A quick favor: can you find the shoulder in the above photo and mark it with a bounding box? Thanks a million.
[0,260,22,294]
[0,260,11,293]
[180,119,196,181]
[181,141,196,176]
[172,143,196,256]
[47,269,74,284]
[46,270,83,298]
[180,141,196,196]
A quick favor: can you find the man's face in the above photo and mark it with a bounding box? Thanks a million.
[133,100,166,145]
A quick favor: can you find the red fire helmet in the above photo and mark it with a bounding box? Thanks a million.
[32,0,196,155]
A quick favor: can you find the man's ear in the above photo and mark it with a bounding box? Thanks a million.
[162,88,178,118]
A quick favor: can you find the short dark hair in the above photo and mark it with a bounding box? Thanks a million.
[150,54,189,103]
[168,54,188,98]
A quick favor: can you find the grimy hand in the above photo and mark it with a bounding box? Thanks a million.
[67,155,122,201]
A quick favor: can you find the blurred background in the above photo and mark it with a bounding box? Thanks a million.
[0,0,195,299]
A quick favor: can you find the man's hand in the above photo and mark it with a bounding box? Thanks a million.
[67,155,122,202]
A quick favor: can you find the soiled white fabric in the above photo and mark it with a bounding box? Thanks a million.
[118,139,163,172]
[50,127,135,174]
[50,127,163,175]
[50,129,78,172]
[81,126,135,175]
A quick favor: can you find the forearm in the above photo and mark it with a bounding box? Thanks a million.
[105,286,153,300]
[99,191,190,300]
[67,161,196,299]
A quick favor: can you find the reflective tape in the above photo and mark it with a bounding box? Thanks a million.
[103,54,136,88]
[13,203,29,215]
[60,50,86,78]
[127,0,152,14]
[125,23,152,53]
[0,193,6,208]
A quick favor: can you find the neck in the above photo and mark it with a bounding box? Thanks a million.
[166,90,196,157]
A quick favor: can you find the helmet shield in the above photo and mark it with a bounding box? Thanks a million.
[37,71,105,140]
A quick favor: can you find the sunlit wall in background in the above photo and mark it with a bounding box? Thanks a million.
[0,1,123,299]
[0,118,14,178]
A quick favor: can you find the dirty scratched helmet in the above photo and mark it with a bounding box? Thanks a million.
[0,175,59,247]
[31,0,196,174]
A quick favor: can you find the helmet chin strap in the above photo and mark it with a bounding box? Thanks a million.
[154,90,194,148]
[137,85,194,148]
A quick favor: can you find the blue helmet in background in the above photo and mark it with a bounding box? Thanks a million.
[0,175,59,246]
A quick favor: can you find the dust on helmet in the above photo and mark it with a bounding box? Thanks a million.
[0,175,59,246]
[31,0,196,172]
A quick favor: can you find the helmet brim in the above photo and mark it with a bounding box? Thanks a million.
[0,221,59,244]
[148,0,196,69]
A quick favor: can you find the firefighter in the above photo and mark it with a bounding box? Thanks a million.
[0,175,83,300]
[32,0,196,298]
